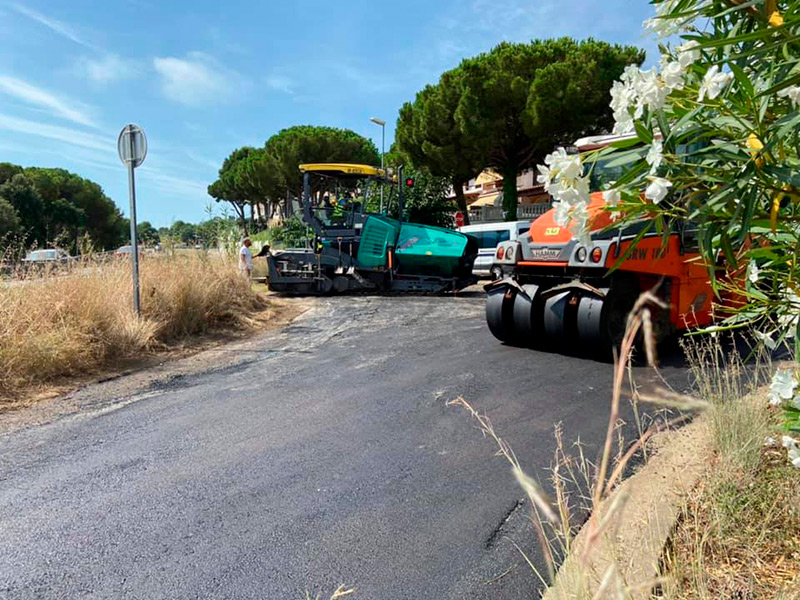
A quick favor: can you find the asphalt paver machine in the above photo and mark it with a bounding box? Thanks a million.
[266,163,478,294]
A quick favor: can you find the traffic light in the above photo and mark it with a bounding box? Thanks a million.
[405,177,415,188]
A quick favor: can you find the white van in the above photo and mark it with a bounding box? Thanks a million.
[458,220,531,279]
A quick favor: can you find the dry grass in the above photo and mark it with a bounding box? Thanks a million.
[656,340,800,600]
[660,458,800,599]
[305,585,355,599]
[0,252,267,401]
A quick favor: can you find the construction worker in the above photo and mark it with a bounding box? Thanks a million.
[239,238,254,278]
[332,193,346,223]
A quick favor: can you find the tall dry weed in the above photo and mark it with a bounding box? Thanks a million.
[0,252,265,400]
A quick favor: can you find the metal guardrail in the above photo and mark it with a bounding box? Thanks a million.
[468,203,550,223]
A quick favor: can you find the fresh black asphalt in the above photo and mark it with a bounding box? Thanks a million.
[0,295,691,599]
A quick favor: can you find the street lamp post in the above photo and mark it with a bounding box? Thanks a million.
[370,117,386,212]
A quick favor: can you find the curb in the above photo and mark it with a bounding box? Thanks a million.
[543,418,710,599]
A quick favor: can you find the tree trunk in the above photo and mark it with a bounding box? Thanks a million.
[232,202,247,234]
[452,178,470,226]
[501,160,519,222]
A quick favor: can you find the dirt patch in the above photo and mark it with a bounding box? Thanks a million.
[0,297,313,434]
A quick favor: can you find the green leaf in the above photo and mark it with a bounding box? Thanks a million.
[635,120,654,145]
[608,219,654,275]
[720,230,738,269]
[604,147,646,169]
[757,72,800,99]
[764,166,800,187]
[728,62,754,98]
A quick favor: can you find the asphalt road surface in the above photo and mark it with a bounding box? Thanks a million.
[0,294,692,599]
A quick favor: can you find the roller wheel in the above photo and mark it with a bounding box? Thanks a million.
[318,275,334,295]
[543,291,572,349]
[486,286,517,344]
[576,289,610,348]
[512,284,544,347]
[603,280,640,356]
[333,276,349,293]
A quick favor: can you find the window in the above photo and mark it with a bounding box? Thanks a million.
[586,157,627,192]
[472,229,511,249]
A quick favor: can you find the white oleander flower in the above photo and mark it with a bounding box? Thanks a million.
[645,177,672,204]
[677,40,701,68]
[769,368,798,406]
[754,329,777,351]
[748,260,760,284]
[552,201,590,246]
[612,111,635,135]
[646,140,664,174]
[698,65,733,101]
[610,80,636,113]
[777,287,800,339]
[661,60,686,91]
[644,1,710,38]
[778,85,800,108]
[644,7,683,38]
[782,436,800,469]
[602,188,621,208]
[537,148,583,191]
[634,68,670,116]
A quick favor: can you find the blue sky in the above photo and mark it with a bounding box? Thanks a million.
[0,0,657,227]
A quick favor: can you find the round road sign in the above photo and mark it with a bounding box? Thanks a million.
[117,124,147,168]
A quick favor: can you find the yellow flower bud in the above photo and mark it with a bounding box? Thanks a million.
[771,191,782,233]
[747,133,765,168]
[769,11,784,27]
[747,133,764,152]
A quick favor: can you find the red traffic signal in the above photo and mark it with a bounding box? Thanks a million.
[405,177,415,187]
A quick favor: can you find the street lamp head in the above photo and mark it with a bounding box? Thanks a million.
[370,117,386,127]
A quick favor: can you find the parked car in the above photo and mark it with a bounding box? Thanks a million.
[114,245,143,258]
[19,249,75,275]
[21,249,74,265]
[458,220,531,279]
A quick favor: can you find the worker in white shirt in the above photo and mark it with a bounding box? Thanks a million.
[239,238,254,278]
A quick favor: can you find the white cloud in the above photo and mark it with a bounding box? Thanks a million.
[0,75,95,127]
[266,75,295,95]
[0,113,110,151]
[153,52,244,106]
[139,167,209,197]
[75,54,141,85]
[9,2,98,50]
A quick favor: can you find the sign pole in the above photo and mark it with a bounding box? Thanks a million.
[118,123,147,316]
[126,126,141,315]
